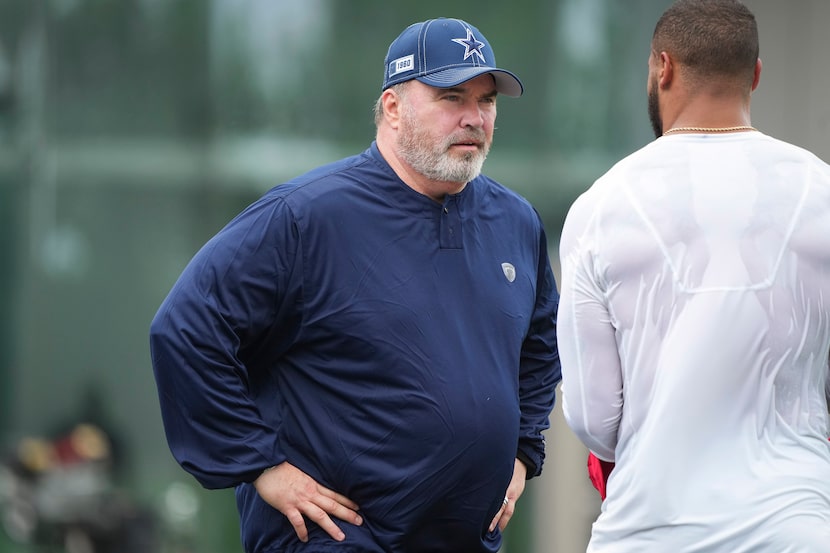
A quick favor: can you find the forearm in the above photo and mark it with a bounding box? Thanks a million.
[558,311,622,461]
[557,253,623,461]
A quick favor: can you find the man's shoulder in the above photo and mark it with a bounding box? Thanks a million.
[760,133,830,170]
[560,144,655,239]
[474,173,538,214]
[274,149,376,196]
[254,147,393,211]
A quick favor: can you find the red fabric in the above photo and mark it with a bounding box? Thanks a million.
[587,452,615,500]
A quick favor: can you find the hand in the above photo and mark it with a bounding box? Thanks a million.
[253,462,363,543]
[488,458,527,532]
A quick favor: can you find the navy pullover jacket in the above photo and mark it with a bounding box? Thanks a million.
[149,142,561,552]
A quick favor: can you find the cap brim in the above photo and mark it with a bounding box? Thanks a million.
[417,67,524,97]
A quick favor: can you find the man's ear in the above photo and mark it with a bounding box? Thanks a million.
[381,88,403,128]
[751,58,762,91]
[658,51,674,89]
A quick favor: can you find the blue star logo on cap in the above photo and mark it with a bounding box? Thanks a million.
[451,28,486,63]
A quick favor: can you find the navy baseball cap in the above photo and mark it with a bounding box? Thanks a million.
[382,18,524,97]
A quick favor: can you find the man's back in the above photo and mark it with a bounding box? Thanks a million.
[559,131,830,551]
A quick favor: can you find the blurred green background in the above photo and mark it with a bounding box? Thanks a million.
[1,1,825,552]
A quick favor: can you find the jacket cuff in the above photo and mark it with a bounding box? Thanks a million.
[516,448,539,479]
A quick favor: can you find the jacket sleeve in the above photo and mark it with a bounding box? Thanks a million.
[516,219,562,478]
[149,196,302,489]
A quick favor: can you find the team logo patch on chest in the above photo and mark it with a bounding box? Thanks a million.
[501,262,516,282]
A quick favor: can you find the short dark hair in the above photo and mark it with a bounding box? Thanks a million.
[653,0,759,87]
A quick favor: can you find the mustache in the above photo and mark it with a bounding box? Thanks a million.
[446,128,487,147]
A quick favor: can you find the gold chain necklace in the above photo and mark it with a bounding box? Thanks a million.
[663,125,757,135]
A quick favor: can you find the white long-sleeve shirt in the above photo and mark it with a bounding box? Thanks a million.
[558,131,830,552]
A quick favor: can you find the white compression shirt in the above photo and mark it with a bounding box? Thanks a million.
[558,131,830,552]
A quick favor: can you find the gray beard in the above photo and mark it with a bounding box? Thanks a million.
[397,110,489,184]
[399,143,487,184]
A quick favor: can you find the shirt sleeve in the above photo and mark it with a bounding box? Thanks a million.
[825,351,830,414]
[149,196,301,489]
[516,219,562,478]
[558,193,623,462]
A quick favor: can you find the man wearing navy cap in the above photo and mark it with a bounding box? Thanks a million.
[150,17,560,553]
